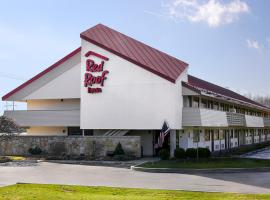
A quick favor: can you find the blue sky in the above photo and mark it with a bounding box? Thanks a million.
[0,0,269,114]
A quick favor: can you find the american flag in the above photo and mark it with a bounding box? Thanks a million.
[158,121,170,148]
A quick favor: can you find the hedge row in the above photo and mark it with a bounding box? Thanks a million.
[158,147,211,160]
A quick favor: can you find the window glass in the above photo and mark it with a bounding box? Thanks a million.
[193,130,200,142]
[204,130,211,141]
[230,130,234,138]
[213,102,219,110]
[208,100,213,109]
[193,97,199,108]
[214,130,219,140]
[188,96,192,107]
[219,130,225,140]
[68,127,82,136]
[84,129,93,136]
[234,130,239,138]
[201,99,207,108]
[220,103,225,111]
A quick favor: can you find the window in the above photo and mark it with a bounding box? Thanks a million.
[193,130,200,142]
[220,103,225,111]
[68,127,82,136]
[193,97,199,108]
[234,130,239,138]
[224,104,230,112]
[213,102,219,110]
[84,129,94,136]
[208,100,213,109]
[204,130,211,141]
[219,130,225,140]
[201,99,207,108]
[230,130,234,138]
[188,96,192,107]
[214,130,219,140]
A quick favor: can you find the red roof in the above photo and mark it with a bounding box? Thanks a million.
[80,24,188,83]
[2,47,81,101]
[186,75,269,110]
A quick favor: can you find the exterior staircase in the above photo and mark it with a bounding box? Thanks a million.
[103,130,129,136]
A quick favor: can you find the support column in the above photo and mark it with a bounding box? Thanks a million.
[82,130,85,137]
[170,130,176,158]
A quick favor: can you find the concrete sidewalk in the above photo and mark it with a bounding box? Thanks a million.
[243,148,270,159]
[0,161,270,194]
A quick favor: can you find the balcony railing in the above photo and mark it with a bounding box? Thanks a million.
[264,117,270,127]
[183,107,266,128]
[182,107,228,127]
[4,110,80,127]
[245,115,264,128]
[226,112,246,126]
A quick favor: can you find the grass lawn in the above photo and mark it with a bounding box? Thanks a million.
[140,158,270,169]
[0,184,269,200]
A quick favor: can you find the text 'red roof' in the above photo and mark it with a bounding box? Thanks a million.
[80,24,188,83]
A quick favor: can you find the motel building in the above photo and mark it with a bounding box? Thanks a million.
[2,24,270,157]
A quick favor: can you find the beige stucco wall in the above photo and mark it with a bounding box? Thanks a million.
[27,99,80,110]
[27,126,67,136]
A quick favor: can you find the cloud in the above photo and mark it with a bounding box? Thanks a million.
[164,0,249,27]
[246,39,261,50]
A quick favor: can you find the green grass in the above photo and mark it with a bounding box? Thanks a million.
[0,184,269,200]
[140,158,270,169]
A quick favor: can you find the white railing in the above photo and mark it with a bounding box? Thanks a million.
[226,112,246,126]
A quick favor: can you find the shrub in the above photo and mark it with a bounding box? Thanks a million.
[0,156,11,163]
[28,147,42,155]
[113,142,125,155]
[158,149,170,160]
[185,148,197,159]
[114,154,126,161]
[198,148,211,158]
[174,147,185,159]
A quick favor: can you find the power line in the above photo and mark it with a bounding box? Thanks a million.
[0,72,27,81]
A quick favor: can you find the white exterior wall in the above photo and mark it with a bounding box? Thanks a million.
[27,126,67,136]
[6,51,81,101]
[80,39,187,130]
[27,99,80,110]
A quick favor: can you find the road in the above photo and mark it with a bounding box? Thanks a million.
[0,161,270,194]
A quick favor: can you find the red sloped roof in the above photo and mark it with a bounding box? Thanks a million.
[186,75,269,110]
[80,24,188,83]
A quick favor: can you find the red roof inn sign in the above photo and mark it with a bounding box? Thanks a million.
[84,51,109,94]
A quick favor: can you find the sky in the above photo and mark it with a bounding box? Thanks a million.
[0,0,269,114]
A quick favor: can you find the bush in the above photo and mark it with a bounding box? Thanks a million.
[28,147,42,155]
[0,156,12,163]
[185,148,197,159]
[174,147,185,159]
[198,148,211,158]
[113,143,125,155]
[158,149,170,160]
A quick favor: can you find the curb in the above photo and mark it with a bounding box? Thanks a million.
[131,166,270,174]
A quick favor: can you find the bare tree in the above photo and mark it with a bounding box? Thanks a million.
[0,116,25,140]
